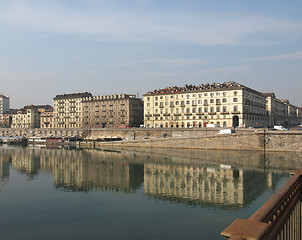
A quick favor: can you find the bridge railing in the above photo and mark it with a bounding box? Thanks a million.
[221,169,302,240]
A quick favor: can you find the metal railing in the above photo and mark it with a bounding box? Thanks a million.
[221,169,302,240]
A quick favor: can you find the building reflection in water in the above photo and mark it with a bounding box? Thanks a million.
[1,146,298,208]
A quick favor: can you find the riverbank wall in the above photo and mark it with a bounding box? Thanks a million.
[1,127,302,152]
[79,130,302,152]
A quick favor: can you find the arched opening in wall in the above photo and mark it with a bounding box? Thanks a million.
[181,122,185,128]
[203,122,208,127]
[217,121,220,127]
[165,123,168,128]
[170,123,174,128]
[176,122,179,128]
[193,121,196,128]
[223,121,227,127]
[160,123,163,128]
[232,115,239,128]
[198,122,202,128]
[187,122,190,128]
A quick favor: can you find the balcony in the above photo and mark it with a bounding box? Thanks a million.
[174,113,181,116]
[208,112,216,115]
[181,104,185,107]
[185,113,192,116]
[145,114,152,117]
[163,113,170,116]
[204,103,209,106]
[232,111,241,114]
[196,112,204,115]
[153,114,160,117]
[221,111,229,115]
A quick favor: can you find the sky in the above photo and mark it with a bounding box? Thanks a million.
[0,0,301,108]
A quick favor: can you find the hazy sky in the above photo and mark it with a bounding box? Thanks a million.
[1,0,301,108]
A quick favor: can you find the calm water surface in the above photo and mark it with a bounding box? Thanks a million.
[0,145,301,240]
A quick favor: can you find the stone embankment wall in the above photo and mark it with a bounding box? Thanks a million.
[1,127,302,152]
[81,130,302,152]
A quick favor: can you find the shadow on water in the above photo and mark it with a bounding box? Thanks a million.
[1,146,301,210]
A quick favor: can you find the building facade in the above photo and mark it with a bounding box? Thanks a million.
[53,92,92,128]
[0,95,9,122]
[82,94,143,128]
[1,109,17,128]
[40,107,54,128]
[263,93,287,127]
[143,82,268,128]
[11,105,51,129]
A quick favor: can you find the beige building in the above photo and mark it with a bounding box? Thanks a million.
[144,82,268,128]
[40,107,54,128]
[263,93,287,126]
[53,92,92,128]
[11,105,51,129]
[82,94,143,128]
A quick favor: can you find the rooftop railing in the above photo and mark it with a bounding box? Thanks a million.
[221,169,302,240]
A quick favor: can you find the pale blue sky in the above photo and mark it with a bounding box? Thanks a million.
[0,0,301,108]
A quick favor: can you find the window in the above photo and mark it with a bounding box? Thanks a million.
[186,94,190,99]
[147,97,150,101]
[210,99,214,103]
[204,107,208,113]
[155,102,158,106]
[223,98,227,103]
[186,108,190,113]
[160,96,163,99]
[216,107,220,112]
[210,93,214,97]
[204,99,208,104]
[210,107,214,112]
[176,101,179,105]
[198,94,202,98]
[223,106,227,112]
[223,92,227,96]
[233,106,238,112]
[233,98,238,102]
[198,100,202,104]
[234,91,238,96]
[198,107,202,113]
[186,100,190,104]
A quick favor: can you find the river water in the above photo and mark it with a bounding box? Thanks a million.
[0,145,301,240]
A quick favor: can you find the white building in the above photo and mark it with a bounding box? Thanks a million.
[143,82,268,128]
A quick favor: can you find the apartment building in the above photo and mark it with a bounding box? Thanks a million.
[263,93,287,126]
[53,92,92,128]
[143,82,268,128]
[40,107,54,128]
[1,109,17,128]
[0,95,9,122]
[11,105,51,129]
[82,94,143,128]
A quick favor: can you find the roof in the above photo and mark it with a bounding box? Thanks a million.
[0,95,9,99]
[143,81,262,96]
[53,92,92,100]
[262,93,275,97]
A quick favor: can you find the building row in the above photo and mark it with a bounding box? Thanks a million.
[143,82,302,128]
[0,81,301,129]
